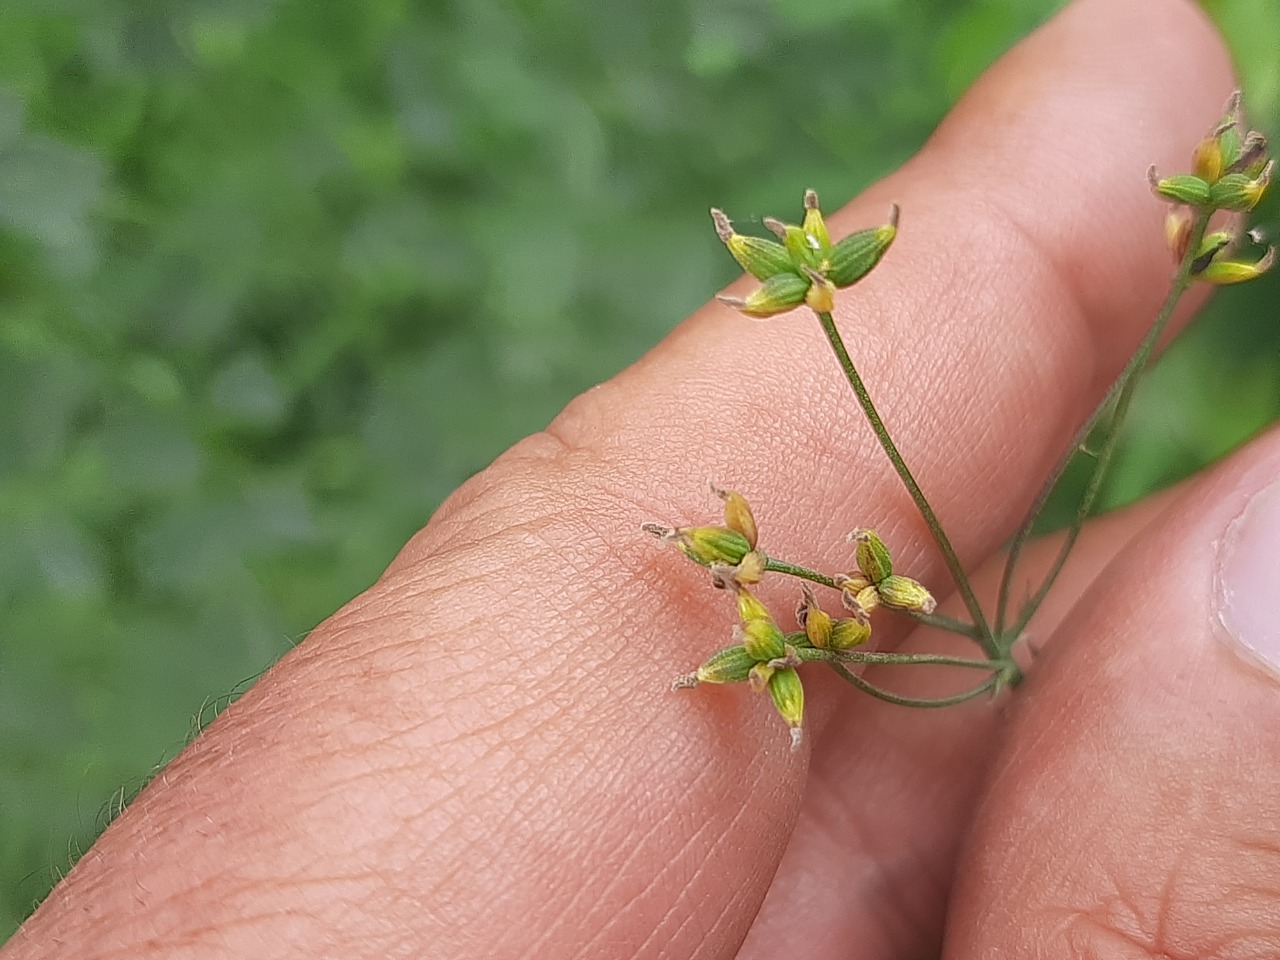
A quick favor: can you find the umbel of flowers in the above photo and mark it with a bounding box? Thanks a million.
[710,189,897,317]
[651,94,1273,752]
[1150,91,1274,283]
[647,488,933,749]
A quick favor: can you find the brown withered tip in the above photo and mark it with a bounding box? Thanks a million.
[887,202,900,228]
[710,208,734,242]
[714,293,748,310]
[803,188,820,210]
[762,216,787,239]
[1227,132,1268,174]
[641,522,676,540]
[767,645,804,670]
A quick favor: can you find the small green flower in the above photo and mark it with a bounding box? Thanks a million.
[1198,246,1275,285]
[710,484,758,549]
[851,528,893,583]
[837,530,936,616]
[712,190,897,319]
[797,585,871,650]
[643,522,752,567]
[1208,162,1272,212]
[643,484,764,585]
[1149,171,1212,207]
[767,667,805,751]
[877,574,938,614]
[674,589,810,748]
[1149,92,1275,280]
[688,644,757,685]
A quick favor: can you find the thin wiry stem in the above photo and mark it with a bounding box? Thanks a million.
[826,661,1000,708]
[899,609,982,639]
[791,642,1009,672]
[762,557,838,589]
[814,310,995,654]
[993,376,1123,636]
[1002,210,1213,641]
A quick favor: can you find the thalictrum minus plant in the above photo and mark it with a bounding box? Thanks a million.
[647,92,1274,749]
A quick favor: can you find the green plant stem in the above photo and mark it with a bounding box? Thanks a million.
[764,556,979,639]
[993,376,1123,636]
[898,609,983,638]
[1002,211,1212,641]
[795,645,1011,672]
[826,662,1000,708]
[814,309,994,653]
[763,557,838,588]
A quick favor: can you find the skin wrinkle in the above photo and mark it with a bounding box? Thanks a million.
[1066,911,1182,960]
[486,673,771,955]
[626,788,774,960]
[186,604,634,942]
[570,805,721,957]
[520,741,771,959]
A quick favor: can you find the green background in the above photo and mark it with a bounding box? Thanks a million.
[1,0,1277,938]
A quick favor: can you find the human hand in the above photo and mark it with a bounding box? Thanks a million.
[7,0,1279,957]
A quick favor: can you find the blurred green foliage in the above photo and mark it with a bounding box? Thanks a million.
[1,0,1278,939]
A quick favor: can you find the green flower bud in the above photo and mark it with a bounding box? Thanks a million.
[1150,171,1212,206]
[739,617,786,662]
[711,485,758,549]
[1195,230,1235,258]
[677,526,752,566]
[826,206,897,288]
[877,574,937,614]
[828,616,871,650]
[1216,107,1242,168]
[851,529,893,584]
[779,221,823,271]
[801,188,831,251]
[767,667,805,750]
[1208,163,1271,212]
[693,644,757,684]
[1198,247,1275,285]
[711,208,795,281]
[718,272,810,318]
[736,588,772,625]
[1189,230,1233,275]
[801,601,833,648]
[1192,135,1223,183]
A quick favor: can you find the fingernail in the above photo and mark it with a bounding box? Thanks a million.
[1215,477,1280,679]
